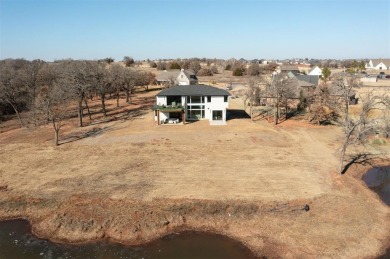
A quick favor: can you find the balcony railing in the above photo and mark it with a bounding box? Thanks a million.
[156,104,184,111]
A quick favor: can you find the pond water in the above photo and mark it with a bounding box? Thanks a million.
[0,220,256,259]
[362,166,390,206]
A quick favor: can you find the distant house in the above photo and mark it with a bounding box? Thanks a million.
[287,72,319,88]
[153,84,230,124]
[155,69,198,86]
[308,66,322,76]
[365,59,390,70]
[279,64,300,73]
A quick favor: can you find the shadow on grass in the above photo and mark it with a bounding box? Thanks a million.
[60,126,113,145]
[227,109,250,120]
[341,152,390,175]
[60,98,152,145]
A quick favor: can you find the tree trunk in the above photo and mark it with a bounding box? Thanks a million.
[250,102,253,121]
[274,97,279,125]
[54,129,59,146]
[339,142,347,174]
[84,98,92,120]
[344,95,349,130]
[78,98,83,127]
[9,102,24,128]
[101,94,106,116]
[285,99,288,120]
[116,91,120,108]
[52,120,60,146]
[125,85,130,103]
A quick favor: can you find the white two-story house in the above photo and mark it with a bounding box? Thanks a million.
[156,69,198,86]
[153,84,230,125]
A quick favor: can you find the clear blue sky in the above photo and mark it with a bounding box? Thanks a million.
[0,0,389,61]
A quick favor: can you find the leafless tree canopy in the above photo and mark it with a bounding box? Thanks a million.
[0,59,156,145]
[266,73,299,124]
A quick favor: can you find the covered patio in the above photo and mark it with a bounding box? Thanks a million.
[153,105,186,125]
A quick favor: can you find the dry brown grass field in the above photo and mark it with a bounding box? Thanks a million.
[0,85,389,258]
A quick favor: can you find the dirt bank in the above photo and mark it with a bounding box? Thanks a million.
[1,171,389,259]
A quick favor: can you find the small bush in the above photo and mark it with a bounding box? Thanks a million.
[233,68,243,76]
[197,68,213,76]
[169,62,181,69]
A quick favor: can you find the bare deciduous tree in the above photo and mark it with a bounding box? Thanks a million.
[36,65,71,146]
[307,83,338,125]
[90,62,110,116]
[62,61,94,127]
[123,69,137,104]
[189,61,201,74]
[331,73,362,173]
[0,62,27,127]
[243,78,264,120]
[266,73,299,125]
[109,64,125,108]
[338,92,384,174]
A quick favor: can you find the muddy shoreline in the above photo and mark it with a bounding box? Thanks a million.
[0,219,258,259]
[0,194,389,258]
[0,197,288,258]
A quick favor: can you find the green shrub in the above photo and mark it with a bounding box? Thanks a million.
[233,68,243,76]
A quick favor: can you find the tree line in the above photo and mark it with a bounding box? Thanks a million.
[0,59,156,145]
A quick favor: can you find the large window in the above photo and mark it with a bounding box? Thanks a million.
[167,96,182,106]
[188,110,203,120]
[187,96,203,104]
[186,96,205,120]
[213,110,223,120]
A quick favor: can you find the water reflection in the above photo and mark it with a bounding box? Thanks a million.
[362,166,390,206]
[0,219,256,259]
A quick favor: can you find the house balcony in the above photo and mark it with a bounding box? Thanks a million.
[153,104,184,112]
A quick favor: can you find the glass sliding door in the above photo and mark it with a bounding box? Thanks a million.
[186,96,205,120]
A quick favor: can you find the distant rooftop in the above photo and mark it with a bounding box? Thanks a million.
[370,59,390,67]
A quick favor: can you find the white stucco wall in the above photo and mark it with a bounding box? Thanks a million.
[360,77,377,83]
[204,96,229,121]
[156,96,167,106]
[365,60,374,69]
[374,62,388,70]
[308,66,322,76]
[176,70,190,85]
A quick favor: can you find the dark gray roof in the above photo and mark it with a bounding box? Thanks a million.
[287,72,318,86]
[157,84,231,96]
[297,79,314,88]
[156,69,196,82]
[294,74,319,86]
[156,70,179,82]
